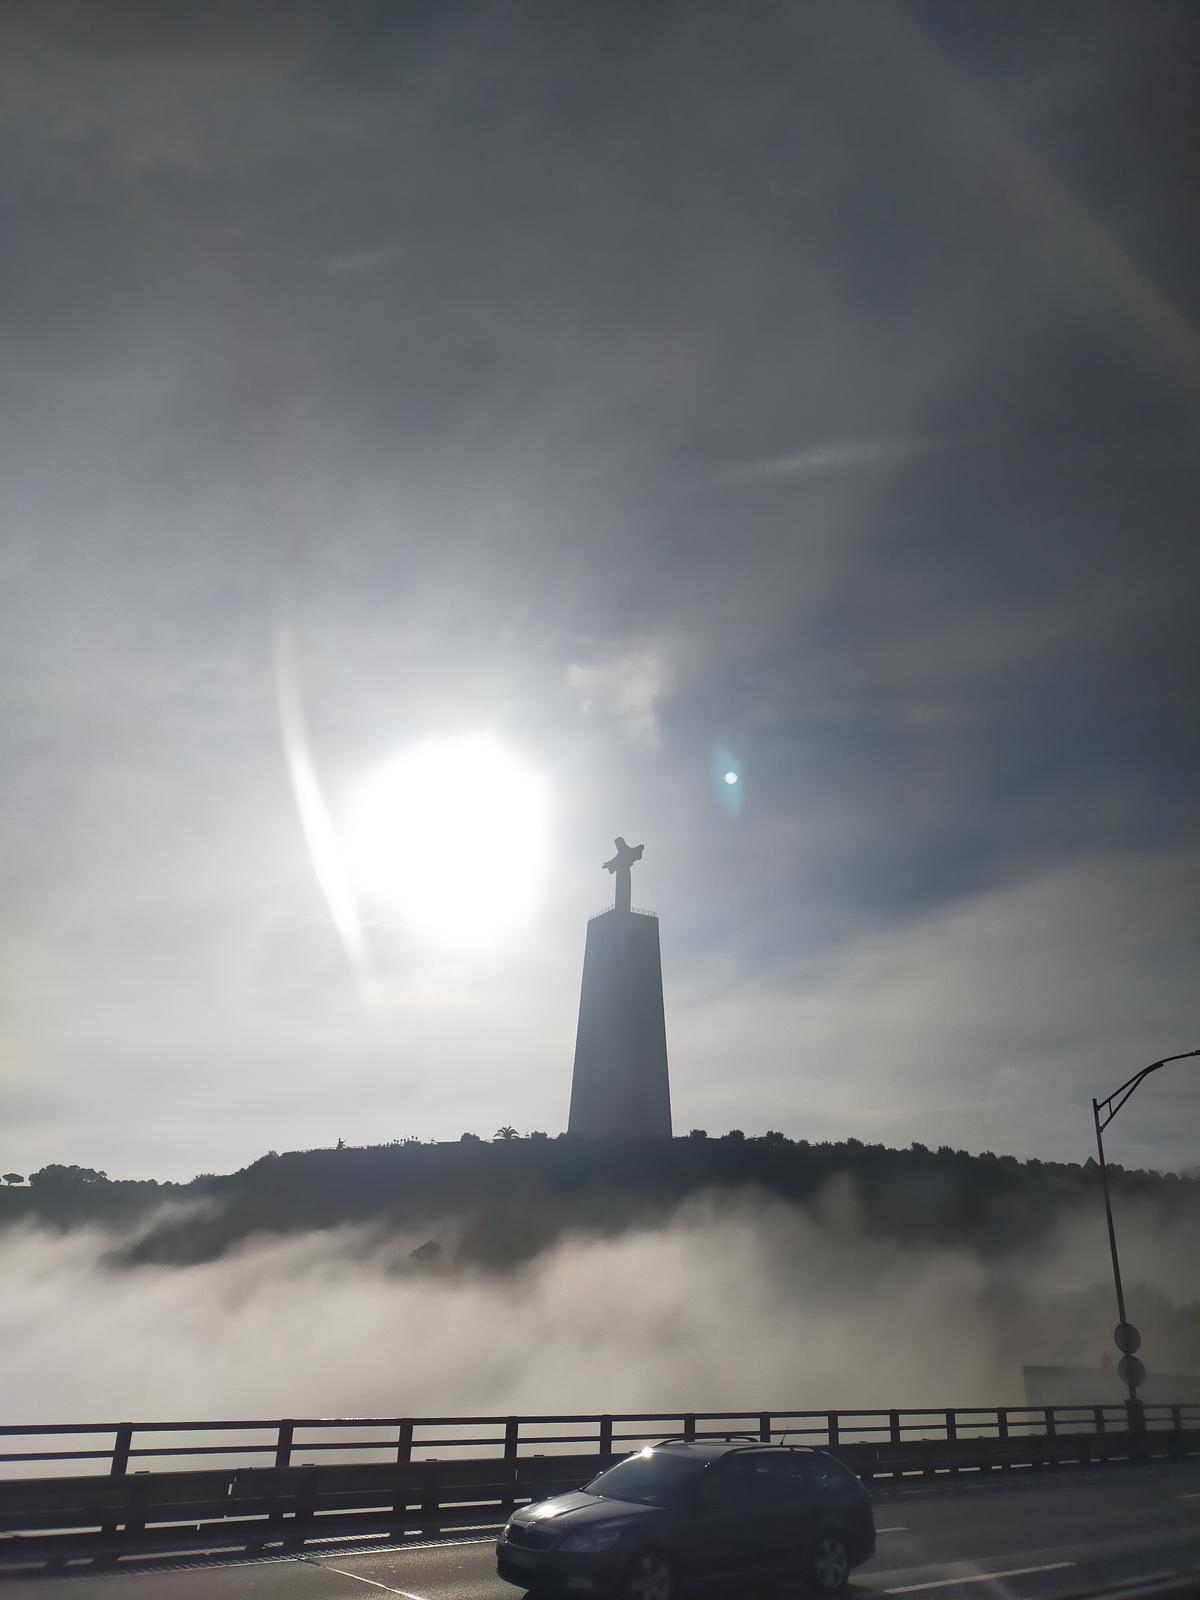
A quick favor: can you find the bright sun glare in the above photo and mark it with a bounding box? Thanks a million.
[343,736,548,948]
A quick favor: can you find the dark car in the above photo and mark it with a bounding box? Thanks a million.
[496,1440,874,1600]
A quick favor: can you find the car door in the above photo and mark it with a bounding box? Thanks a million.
[736,1448,811,1573]
[783,1451,837,1566]
[796,1451,870,1557]
[674,1457,762,1585]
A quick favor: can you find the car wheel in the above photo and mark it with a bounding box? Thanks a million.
[621,1547,675,1600]
[809,1531,850,1594]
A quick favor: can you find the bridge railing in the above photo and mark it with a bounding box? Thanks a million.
[3,1403,1199,1557]
[3,1401,1199,1480]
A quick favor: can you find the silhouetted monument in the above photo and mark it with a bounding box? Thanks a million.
[602,836,643,913]
[568,838,672,1138]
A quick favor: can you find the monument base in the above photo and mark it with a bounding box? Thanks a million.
[568,909,671,1138]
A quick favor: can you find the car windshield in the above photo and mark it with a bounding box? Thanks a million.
[585,1451,704,1507]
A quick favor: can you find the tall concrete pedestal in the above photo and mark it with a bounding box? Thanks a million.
[568,908,672,1138]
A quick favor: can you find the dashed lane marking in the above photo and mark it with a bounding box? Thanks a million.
[877,1526,908,1533]
[309,1534,497,1552]
[1176,1492,1200,1499]
[880,1560,1075,1593]
[301,1557,428,1598]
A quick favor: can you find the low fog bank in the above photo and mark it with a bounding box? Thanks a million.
[10,1135,1199,1276]
[3,1182,1198,1424]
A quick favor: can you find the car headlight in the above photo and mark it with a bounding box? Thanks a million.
[559,1526,624,1552]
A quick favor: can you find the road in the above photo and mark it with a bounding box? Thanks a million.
[3,1461,1199,1599]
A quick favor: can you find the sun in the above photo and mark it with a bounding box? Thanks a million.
[343,736,548,947]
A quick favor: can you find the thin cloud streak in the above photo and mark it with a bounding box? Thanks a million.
[722,434,967,483]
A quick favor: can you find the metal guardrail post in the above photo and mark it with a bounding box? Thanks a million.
[995,1408,1009,1474]
[889,1412,901,1446]
[1170,1405,1184,1459]
[945,1410,958,1476]
[110,1424,133,1478]
[393,1422,414,1518]
[758,1413,771,1443]
[275,1421,294,1470]
[683,1414,696,1442]
[101,1425,134,1540]
[1127,1395,1147,1460]
[598,1415,613,1464]
[125,1477,148,1538]
[421,1459,440,1525]
[502,1418,520,1515]
[1044,1407,1057,1438]
[827,1412,839,1450]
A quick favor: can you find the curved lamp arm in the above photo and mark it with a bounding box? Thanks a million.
[1094,1050,1200,1133]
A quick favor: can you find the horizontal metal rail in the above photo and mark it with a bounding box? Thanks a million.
[3,1410,1199,1557]
[2,1402,1199,1479]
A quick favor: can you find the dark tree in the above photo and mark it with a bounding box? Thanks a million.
[29,1164,107,1186]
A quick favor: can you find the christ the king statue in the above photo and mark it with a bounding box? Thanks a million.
[603,836,644,914]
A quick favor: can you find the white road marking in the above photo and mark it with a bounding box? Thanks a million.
[405,1534,497,1546]
[1176,1491,1200,1499]
[882,1560,1075,1593]
[877,1526,908,1533]
[310,1533,497,1551]
[305,1559,428,1598]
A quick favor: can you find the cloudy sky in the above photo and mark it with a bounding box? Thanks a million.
[3,0,1198,1181]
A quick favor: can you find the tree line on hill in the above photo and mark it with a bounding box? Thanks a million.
[2,1131,1196,1277]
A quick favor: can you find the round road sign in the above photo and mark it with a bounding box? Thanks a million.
[1118,1354,1146,1389]
[1114,1322,1142,1355]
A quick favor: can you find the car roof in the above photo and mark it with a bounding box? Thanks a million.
[649,1441,818,1462]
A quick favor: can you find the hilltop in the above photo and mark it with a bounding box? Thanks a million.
[3,1131,1197,1272]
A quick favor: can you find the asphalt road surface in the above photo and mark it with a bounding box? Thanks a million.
[4,1461,1199,1600]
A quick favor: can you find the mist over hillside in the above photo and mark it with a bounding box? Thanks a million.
[3,1132,1197,1268]
[3,1136,1198,1424]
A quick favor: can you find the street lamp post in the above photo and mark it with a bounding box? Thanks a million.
[1091,1049,1199,1408]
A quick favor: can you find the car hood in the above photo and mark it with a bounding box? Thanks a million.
[511,1490,661,1528]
